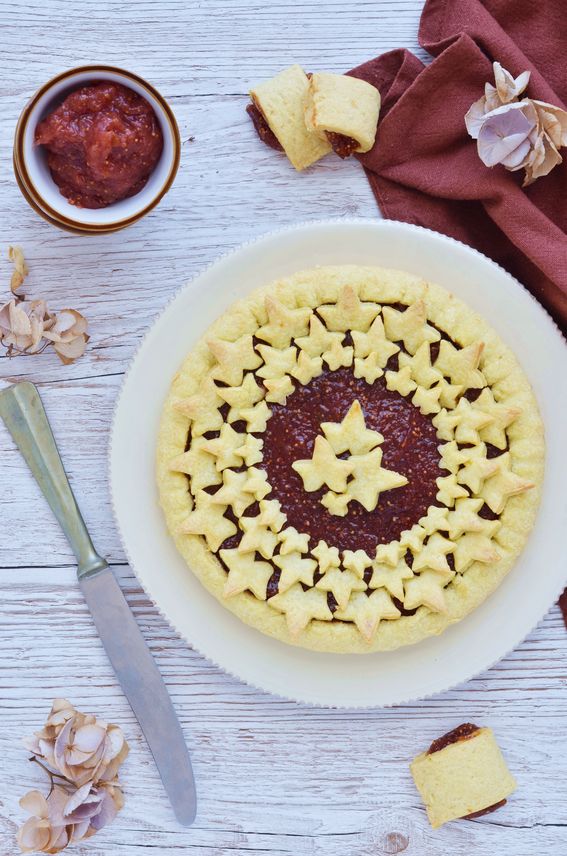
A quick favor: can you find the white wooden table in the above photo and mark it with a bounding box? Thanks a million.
[1,1,566,853]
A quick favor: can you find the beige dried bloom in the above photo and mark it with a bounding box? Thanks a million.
[9,245,29,294]
[465,61,567,185]
[1,247,89,363]
[24,698,129,788]
[17,781,124,854]
[18,700,128,853]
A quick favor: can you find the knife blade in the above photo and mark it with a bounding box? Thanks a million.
[0,382,197,825]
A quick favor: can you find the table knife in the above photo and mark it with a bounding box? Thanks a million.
[0,381,197,826]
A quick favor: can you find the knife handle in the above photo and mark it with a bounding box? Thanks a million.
[0,382,106,578]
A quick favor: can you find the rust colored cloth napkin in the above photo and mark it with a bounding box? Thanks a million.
[349,0,567,335]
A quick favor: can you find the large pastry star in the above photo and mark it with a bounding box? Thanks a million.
[334,589,401,642]
[256,296,312,348]
[348,448,408,512]
[178,490,236,551]
[295,314,344,357]
[274,551,317,592]
[434,340,485,389]
[268,584,332,637]
[321,399,383,455]
[208,333,262,387]
[382,299,440,354]
[216,372,264,410]
[351,314,399,362]
[315,568,366,610]
[473,387,522,449]
[168,437,222,492]
[368,559,413,601]
[174,377,224,436]
[292,436,352,493]
[220,548,273,599]
[318,285,379,333]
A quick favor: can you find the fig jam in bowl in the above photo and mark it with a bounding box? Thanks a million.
[14,65,180,234]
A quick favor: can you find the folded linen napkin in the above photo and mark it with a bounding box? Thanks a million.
[349,0,567,335]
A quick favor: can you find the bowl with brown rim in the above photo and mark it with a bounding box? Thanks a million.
[13,65,181,235]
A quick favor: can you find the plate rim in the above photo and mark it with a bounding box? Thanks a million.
[109,216,567,708]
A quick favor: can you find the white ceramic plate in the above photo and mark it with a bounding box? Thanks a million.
[110,219,567,708]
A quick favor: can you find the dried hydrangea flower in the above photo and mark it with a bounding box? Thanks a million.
[17,781,124,854]
[8,245,29,294]
[0,247,89,363]
[465,61,567,186]
[18,700,128,853]
[24,698,129,788]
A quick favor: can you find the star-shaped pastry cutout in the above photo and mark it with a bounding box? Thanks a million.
[268,585,332,637]
[321,491,350,516]
[295,314,343,357]
[385,365,417,397]
[479,452,534,514]
[354,353,385,384]
[168,438,222,492]
[351,315,399,362]
[201,423,246,471]
[418,505,450,536]
[400,523,427,552]
[334,589,401,642]
[256,344,298,380]
[433,340,486,389]
[412,533,456,579]
[433,399,494,445]
[236,433,263,466]
[257,499,286,532]
[445,497,486,540]
[342,549,373,578]
[453,532,500,573]
[220,548,273,599]
[274,551,317,593]
[318,285,379,333]
[243,466,271,500]
[368,558,413,600]
[174,377,224,436]
[412,384,442,415]
[238,515,278,559]
[374,541,403,567]
[211,469,256,516]
[382,300,440,354]
[436,473,469,507]
[321,400,383,455]
[322,337,354,370]
[291,350,323,385]
[316,568,366,610]
[437,379,463,409]
[264,375,294,404]
[399,343,443,389]
[457,456,500,493]
[278,526,310,556]
[208,333,262,387]
[216,372,264,410]
[292,436,353,493]
[473,387,521,450]
[312,540,341,573]
[237,400,272,433]
[178,490,236,551]
[403,570,449,614]
[348,448,408,512]
[256,297,312,348]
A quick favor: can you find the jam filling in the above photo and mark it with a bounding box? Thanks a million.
[35,82,163,208]
[246,102,283,151]
[260,367,442,554]
[427,723,506,821]
[326,130,359,159]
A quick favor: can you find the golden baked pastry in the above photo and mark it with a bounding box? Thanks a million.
[411,723,517,827]
[157,266,544,653]
[304,71,381,157]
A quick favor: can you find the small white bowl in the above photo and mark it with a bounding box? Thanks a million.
[14,65,180,234]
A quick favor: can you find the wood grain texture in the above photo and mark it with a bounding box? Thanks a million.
[0,1,566,854]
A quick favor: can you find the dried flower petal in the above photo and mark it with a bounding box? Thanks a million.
[493,62,530,103]
[476,103,536,167]
[8,245,28,294]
